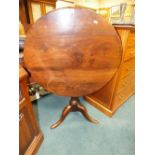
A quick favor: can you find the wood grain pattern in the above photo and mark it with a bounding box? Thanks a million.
[24,7,122,97]
[19,0,30,33]
[19,65,43,155]
[85,25,135,116]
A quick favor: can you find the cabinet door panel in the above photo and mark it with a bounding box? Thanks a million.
[31,2,42,22]
[116,72,134,95]
[124,31,135,61]
[119,58,135,79]
[19,101,35,155]
[45,4,54,13]
[112,72,134,110]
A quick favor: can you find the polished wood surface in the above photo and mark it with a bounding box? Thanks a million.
[85,25,135,116]
[24,7,122,97]
[19,65,43,155]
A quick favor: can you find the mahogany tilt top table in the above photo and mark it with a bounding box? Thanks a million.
[24,7,122,128]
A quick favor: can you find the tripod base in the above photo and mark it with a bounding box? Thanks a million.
[50,97,99,129]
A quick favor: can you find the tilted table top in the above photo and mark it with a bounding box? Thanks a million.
[24,7,122,97]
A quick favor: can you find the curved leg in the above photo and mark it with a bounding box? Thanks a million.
[77,103,99,124]
[50,97,99,129]
[50,105,72,129]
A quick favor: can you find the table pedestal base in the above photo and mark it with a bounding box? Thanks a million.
[50,97,99,129]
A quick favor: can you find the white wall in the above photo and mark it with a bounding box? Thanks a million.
[56,0,75,9]
[56,0,100,9]
[99,0,135,8]
[75,0,100,9]
[56,0,135,9]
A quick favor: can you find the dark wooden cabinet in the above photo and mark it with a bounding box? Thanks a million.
[19,65,43,155]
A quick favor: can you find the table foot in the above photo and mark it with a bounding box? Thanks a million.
[50,97,99,129]
[50,104,72,129]
[77,103,99,124]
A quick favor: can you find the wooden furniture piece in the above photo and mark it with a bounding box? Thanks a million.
[19,0,56,32]
[85,24,135,117]
[20,0,31,33]
[19,65,43,155]
[27,0,56,23]
[24,7,122,128]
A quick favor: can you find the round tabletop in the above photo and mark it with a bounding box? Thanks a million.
[24,7,122,97]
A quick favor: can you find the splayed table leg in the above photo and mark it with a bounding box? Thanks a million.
[50,97,99,129]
